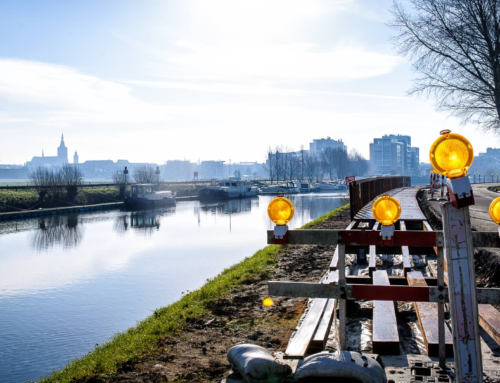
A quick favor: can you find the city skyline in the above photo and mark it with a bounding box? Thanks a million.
[1,0,499,165]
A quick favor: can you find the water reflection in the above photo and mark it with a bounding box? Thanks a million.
[113,208,176,236]
[197,197,257,215]
[31,214,83,251]
[0,193,348,383]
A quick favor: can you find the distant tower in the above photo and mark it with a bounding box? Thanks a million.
[74,150,79,165]
[57,134,68,164]
[42,149,44,158]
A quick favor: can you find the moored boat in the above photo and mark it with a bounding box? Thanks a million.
[313,181,342,192]
[299,183,314,193]
[260,181,300,194]
[198,179,259,201]
[125,184,176,209]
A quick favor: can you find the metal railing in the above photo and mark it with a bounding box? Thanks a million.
[348,176,411,220]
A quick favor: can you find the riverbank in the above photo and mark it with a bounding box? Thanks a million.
[38,204,350,383]
[0,187,122,213]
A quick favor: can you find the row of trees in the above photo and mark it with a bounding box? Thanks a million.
[112,165,160,185]
[29,165,84,201]
[29,164,161,202]
[264,147,369,183]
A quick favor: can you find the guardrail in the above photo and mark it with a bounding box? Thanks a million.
[348,176,411,220]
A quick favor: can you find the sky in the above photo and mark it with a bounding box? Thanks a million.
[0,0,498,165]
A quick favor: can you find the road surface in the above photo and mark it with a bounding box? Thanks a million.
[471,184,500,231]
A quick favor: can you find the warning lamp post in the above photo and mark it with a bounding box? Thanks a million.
[268,194,294,244]
[489,197,500,231]
[430,130,474,208]
[430,130,482,382]
[371,195,401,241]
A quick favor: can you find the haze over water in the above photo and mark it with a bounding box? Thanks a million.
[0,193,347,383]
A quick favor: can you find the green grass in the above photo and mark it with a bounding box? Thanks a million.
[76,186,122,204]
[39,203,349,383]
[0,189,39,212]
[0,187,123,212]
[301,204,349,229]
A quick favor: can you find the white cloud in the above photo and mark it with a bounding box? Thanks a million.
[0,58,167,124]
[163,41,403,82]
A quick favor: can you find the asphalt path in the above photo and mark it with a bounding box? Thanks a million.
[471,183,500,231]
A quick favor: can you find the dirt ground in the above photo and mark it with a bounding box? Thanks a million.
[88,210,352,383]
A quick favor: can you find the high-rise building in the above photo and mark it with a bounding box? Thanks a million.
[369,134,419,176]
[309,137,346,157]
[74,151,79,165]
[200,161,225,179]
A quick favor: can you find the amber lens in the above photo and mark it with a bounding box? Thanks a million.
[262,297,274,307]
[268,197,294,225]
[372,195,401,226]
[429,133,473,178]
[489,197,500,224]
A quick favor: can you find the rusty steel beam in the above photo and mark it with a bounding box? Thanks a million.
[267,229,441,247]
[267,229,500,248]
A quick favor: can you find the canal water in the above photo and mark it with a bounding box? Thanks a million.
[0,193,347,383]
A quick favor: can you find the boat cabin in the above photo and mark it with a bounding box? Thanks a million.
[130,184,175,200]
[131,184,158,197]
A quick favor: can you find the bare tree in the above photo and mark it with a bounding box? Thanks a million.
[133,164,157,184]
[321,148,349,180]
[303,153,321,183]
[28,166,60,200]
[60,164,83,201]
[264,147,277,183]
[391,0,500,130]
[347,150,369,176]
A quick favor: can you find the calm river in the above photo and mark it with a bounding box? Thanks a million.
[0,193,347,382]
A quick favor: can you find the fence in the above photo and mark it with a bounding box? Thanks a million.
[348,176,411,220]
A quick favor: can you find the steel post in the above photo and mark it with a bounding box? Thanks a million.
[437,247,446,369]
[440,203,483,383]
[338,244,346,350]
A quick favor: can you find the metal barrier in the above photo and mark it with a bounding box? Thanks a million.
[348,176,411,220]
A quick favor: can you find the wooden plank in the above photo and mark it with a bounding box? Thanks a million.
[329,221,356,271]
[310,299,336,352]
[368,222,379,274]
[407,271,453,357]
[354,187,426,221]
[372,271,400,355]
[478,304,500,346]
[284,298,328,359]
[423,221,433,232]
[268,281,500,304]
[399,221,412,274]
[329,247,339,271]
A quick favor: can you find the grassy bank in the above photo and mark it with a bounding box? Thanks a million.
[0,187,122,213]
[39,203,349,383]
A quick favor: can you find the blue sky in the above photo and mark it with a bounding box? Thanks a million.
[0,0,497,164]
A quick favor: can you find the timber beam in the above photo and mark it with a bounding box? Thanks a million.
[268,281,500,305]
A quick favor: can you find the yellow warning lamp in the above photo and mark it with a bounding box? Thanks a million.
[268,196,294,226]
[372,195,402,226]
[489,197,500,224]
[262,297,274,307]
[429,130,473,179]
